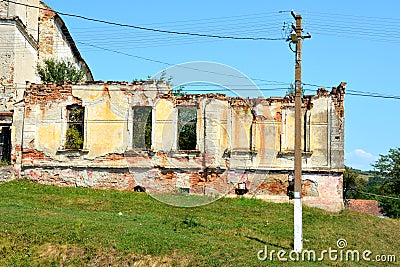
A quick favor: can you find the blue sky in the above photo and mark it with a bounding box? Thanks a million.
[43,0,400,170]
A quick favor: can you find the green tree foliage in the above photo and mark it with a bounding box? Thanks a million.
[172,86,186,96]
[178,109,196,150]
[37,58,84,83]
[132,107,152,150]
[178,122,196,150]
[68,105,84,122]
[144,113,152,150]
[343,166,365,199]
[65,125,83,150]
[65,106,84,150]
[372,147,400,218]
[365,176,385,194]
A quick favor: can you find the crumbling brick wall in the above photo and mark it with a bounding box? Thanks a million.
[38,2,93,81]
[13,81,346,211]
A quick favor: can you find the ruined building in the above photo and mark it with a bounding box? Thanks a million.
[14,82,346,211]
[0,0,92,161]
[1,1,346,211]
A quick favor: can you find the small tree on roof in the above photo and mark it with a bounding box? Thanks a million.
[37,58,85,83]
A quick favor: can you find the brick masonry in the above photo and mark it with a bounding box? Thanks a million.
[12,81,346,212]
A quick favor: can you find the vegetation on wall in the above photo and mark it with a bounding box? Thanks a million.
[154,71,188,96]
[136,71,187,96]
[65,105,84,150]
[285,83,305,96]
[144,113,152,149]
[37,58,85,83]
[172,85,186,97]
[178,109,197,150]
[132,107,152,150]
[65,125,83,150]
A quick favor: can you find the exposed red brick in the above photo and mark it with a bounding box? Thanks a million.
[39,2,57,19]
[22,149,51,161]
[156,152,168,166]
[347,199,384,216]
[102,84,111,98]
[258,181,287,195]
[330,82,346,118]
[160,169,178,180]
[105,153,125,161]
[301,180,319,197]
[274,112,282,122]
[25,84,82,107]
[25,106,31,117]
[188,172,203,184]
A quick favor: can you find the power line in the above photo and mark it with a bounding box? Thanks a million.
[302,82,327,88]
[302,89,400,100]
[346,92,400,100]
[131,11,285,27]
[303,11,400,23]
[298,11,400,43]
[76,41,291,85]
[2,3,400,101]
[356,189,400,201]
[347,89,400,99]
[2,0,285,41]
[4,83,400,100]
[3,86,400,100]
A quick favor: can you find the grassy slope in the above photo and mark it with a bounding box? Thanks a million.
[0,180,399,266]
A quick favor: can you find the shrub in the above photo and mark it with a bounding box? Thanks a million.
[37,58,84,83]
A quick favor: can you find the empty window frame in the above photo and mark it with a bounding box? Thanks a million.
[177,107,197,150]
[132,106,152,150]
[65,105,84,150]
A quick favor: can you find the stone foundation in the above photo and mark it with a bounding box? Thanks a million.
[21,166,343,211]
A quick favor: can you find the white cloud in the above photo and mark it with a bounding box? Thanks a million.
[352,149,374,159]
[345,149,377,170]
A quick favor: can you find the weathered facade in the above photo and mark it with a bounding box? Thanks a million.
[37,2,92,79]
[13,81,346,211]
[0,0,92,161]
[1,0,346,212]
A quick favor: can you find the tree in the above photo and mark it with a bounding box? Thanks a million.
[372,147,400,218]
[65,125,83,150]
[343,167,360,199]
[37,58,84,83]
[65,105,84,150]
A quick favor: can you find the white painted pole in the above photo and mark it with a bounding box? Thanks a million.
[293,192,303,252]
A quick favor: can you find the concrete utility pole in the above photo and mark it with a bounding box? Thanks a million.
[289,10,310,253]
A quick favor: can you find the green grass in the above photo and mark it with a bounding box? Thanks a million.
[0,180,399,266]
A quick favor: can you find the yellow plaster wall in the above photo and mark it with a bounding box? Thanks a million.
[86,100,125,157]
[154,99,174,151]
[37,124,61,155]
[231,108,253,150]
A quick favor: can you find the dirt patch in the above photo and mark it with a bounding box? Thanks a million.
[39,243,85,264]
[38,243,194,266]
